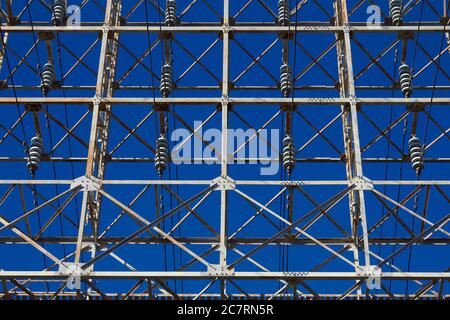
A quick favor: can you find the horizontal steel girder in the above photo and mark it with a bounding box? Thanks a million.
[0,25,448,33]
[1,271,449,280]
[0,97,449,104]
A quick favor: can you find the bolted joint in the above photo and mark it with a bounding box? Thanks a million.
[349,95,359,104]
[58,261,93,276]
[92,95,103,108]
[221,94,230,105]
[208,264,235,277]
[343,23,352,35]
[58,262,92,276]
[102,24,111,34]
[351,176,373,191]
[71,175,101,192]
[357,265,382,278]
[219,24,233,39]
[211,176,236,191]
[59,263,81,275]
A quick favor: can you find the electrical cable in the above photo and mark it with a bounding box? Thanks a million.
[282,0,300,277]
[157,0,177,290]
[423,0,449,146]
[405,0,450,295]
[378,43,399,258]
[25,3,66,293]
[144,0,171,278]
[1,10,49,292]
[387,0,425,292]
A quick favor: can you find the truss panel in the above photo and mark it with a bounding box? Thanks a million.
[0,0,449,300]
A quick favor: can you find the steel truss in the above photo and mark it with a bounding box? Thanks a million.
[0,0,449,300]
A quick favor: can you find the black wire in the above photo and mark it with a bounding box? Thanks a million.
[144,0,171,281]
[50,31,81,259]
[24,2,56,293]
[283,0,300,277]
[290,0,299,115]
[386,0,427,292]
[0,12,50,293]
[156,0,178,291]
[171,103,184,294]
[423,0,449,145]
[378,43,400,257]
[278,111,284,281]
[397,0,426,296]
[166,7,183,287]
[405,0,450,295]
[167,159,177,291]
[277,0,301,277]
[388,112,408,292]
[42,107,68,256]
[411,0,426,68]
[156,0,166,62]
[143,0,158,109]
[0,25,28,144]
[55,33,80,223]
[25,2,43,73]
[165,5,183,288]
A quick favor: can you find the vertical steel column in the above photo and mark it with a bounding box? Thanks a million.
[337,0,371,272]
[90,0,122,241]
[334,0,362,295]
[219,0,230,297]
[78,0,122,262]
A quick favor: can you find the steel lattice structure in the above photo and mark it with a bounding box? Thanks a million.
[0,0,449,300]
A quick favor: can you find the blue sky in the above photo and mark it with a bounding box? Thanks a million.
[0,0,449,297]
